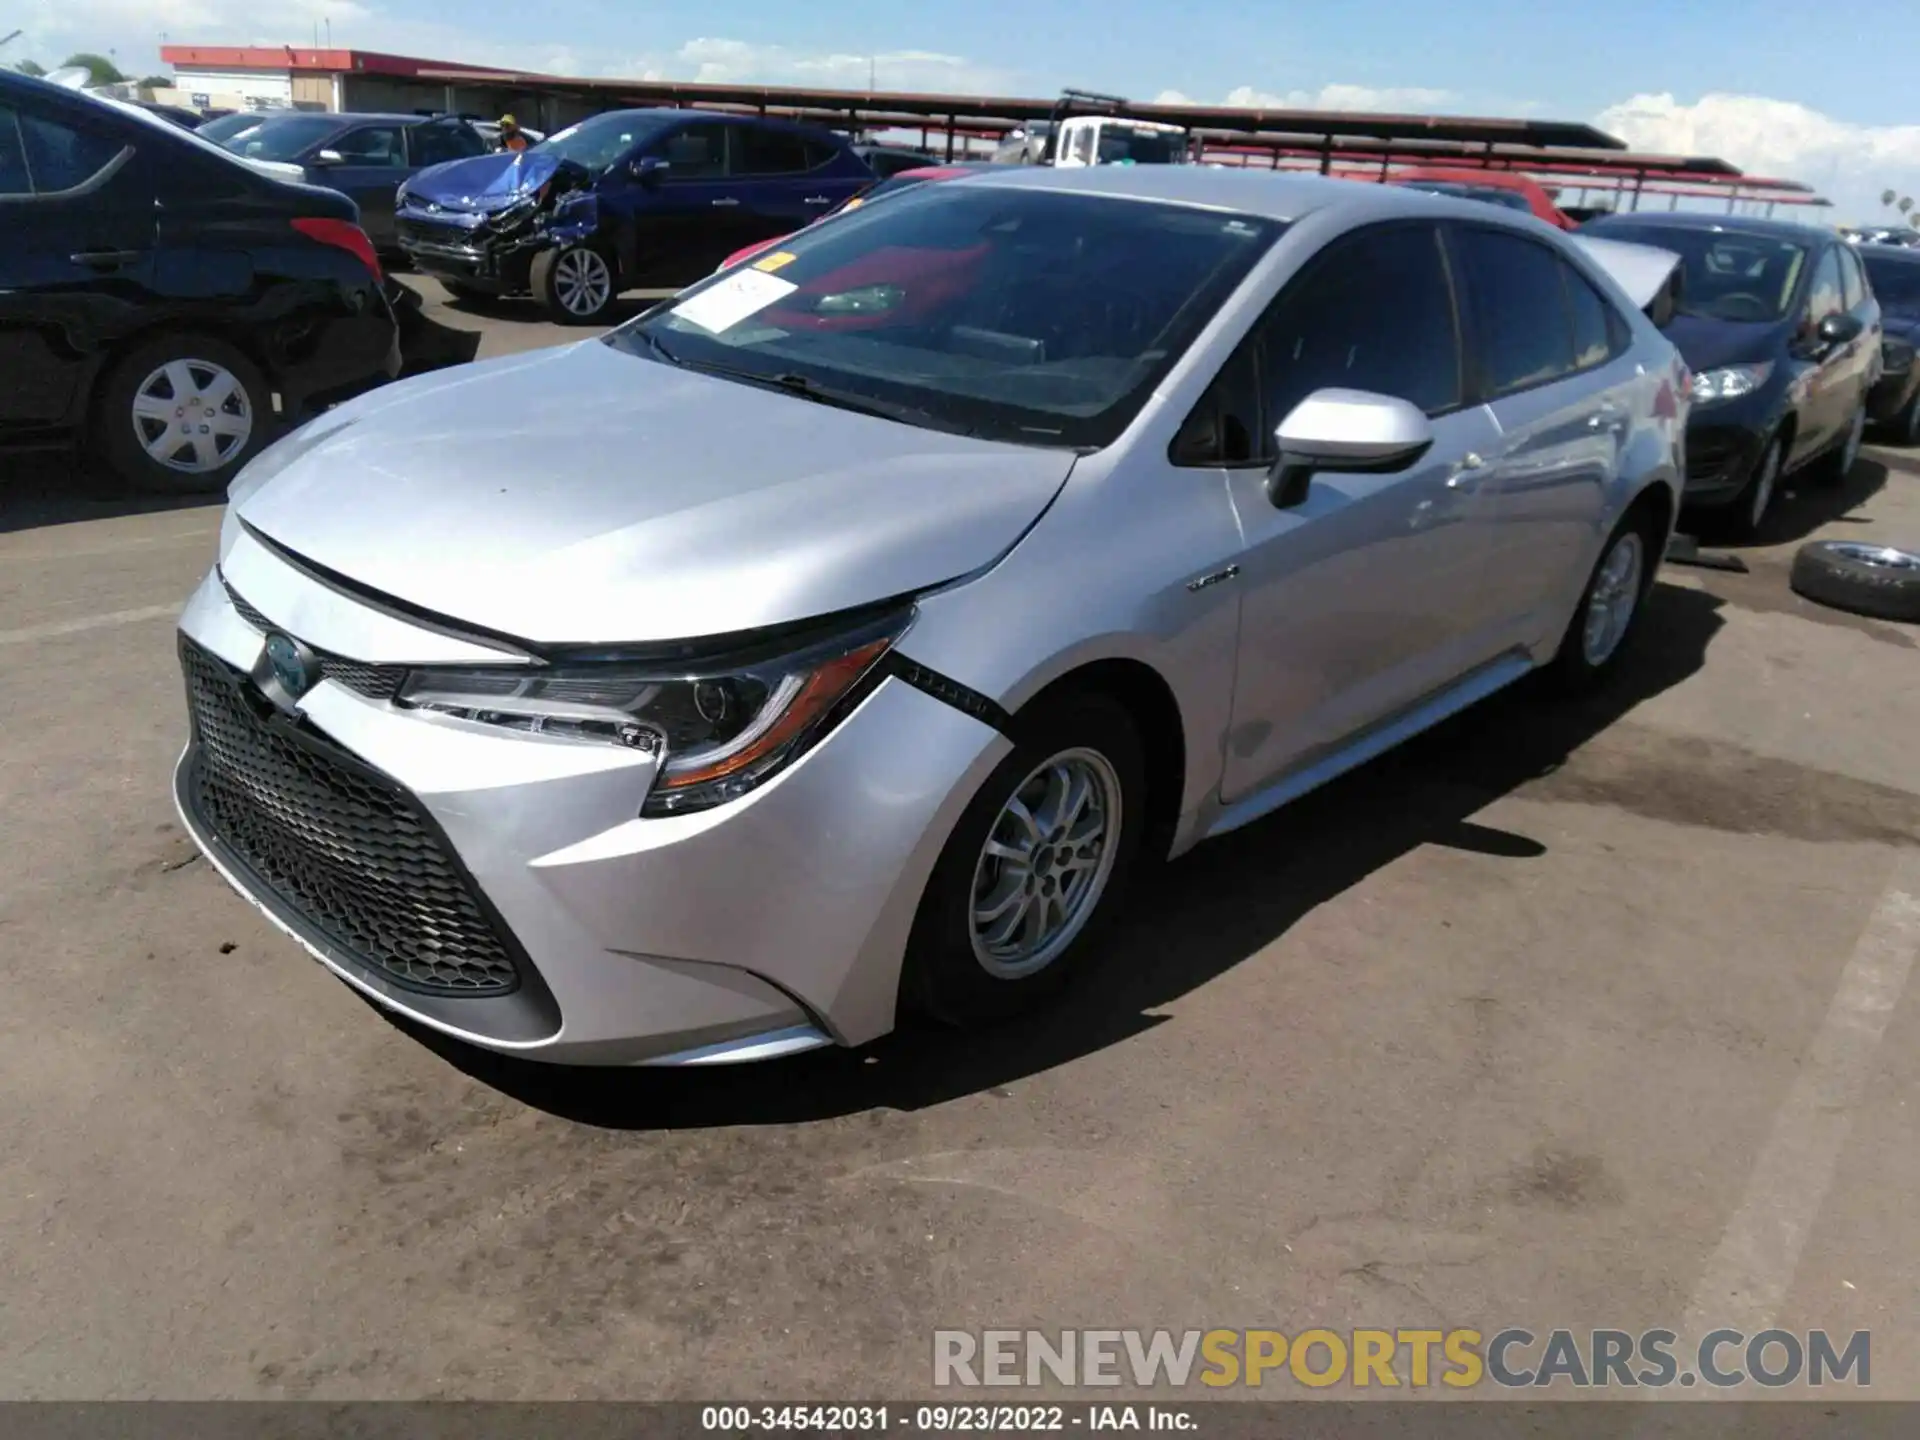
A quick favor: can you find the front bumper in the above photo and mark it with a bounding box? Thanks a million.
[1679,404,1772,509]
[172,549,1007,1064]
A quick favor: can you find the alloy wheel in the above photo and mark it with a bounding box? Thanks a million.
[969,748,1123,980]
[1745,442,1782,533]
[131,359,252,475]
[553,248,613,317]
[1581,530,1645,668]
[1840,407,1865,476]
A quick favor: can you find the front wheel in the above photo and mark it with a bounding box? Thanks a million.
[94,333,272,495]
[901,692,1146,1028]
[1810,404,1865,488]
[531,244,619,325]
[1714,434,1783,542]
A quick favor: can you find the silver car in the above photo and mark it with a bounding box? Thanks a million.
[173,166,1689,1065]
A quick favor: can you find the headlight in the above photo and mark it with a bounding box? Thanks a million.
[1691,363,1773,404]
[396,610,910,815]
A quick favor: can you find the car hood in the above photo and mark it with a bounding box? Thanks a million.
[1658,313,1786,374]
[230,341,1076,647]
[404,150,572,212]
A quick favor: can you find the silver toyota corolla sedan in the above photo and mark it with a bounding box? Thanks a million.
[174,166,1689,1066]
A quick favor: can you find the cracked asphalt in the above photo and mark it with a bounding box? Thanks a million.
[1,277,1917,1401]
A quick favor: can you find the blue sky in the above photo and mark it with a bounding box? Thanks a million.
[13,0,1920,218]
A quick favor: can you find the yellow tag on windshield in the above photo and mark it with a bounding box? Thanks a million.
[753,251,798,272]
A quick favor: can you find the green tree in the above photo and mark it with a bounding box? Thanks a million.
[15,59,46,77]
[60,52,126,85]
[137,75,172,90]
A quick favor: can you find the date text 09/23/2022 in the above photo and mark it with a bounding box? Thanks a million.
[701,1405,1195,1431]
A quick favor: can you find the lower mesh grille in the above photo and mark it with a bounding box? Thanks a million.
[180,638,521,996]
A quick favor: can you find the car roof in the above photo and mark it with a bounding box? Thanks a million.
[1587,210,1837,246]
[240,111,439,126]
[938,163,1508,226]
[1393,167,1542,191]
[1859,243,1920,264]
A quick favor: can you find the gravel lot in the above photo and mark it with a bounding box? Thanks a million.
[2,276,1917,1401]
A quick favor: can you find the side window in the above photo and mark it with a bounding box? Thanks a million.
[736,125,811,176]
[0,108,29,197]
[660,122,729,179]
[1260,223,1463,424]
[1806,248,1844,323]
[1563,264,1625,372]
[1452,226,1577,397]
[1837,245,1866,310]
[15,108,124,193]
[1069,126,1095,165]
[331,125,404,166]
[802,139,841,171]
[410,123,486,167]
[1170,223,1460,468]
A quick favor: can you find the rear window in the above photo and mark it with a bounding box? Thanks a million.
[219,114,342,163]
[615,185,1281,449]
[1864,254,1920,309]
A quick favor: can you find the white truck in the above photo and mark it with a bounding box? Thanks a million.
[992,90,1193,167]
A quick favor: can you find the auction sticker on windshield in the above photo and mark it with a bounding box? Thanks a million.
[753,251,798,273]
[670,269,799,333]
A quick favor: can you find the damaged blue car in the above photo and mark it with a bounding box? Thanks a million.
[395,108,874,323]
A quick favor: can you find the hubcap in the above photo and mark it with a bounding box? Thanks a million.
[1581,530,1645,668]
[1746,443,1781,532]
[1830,542,1920,571]
[554,248,612,316]
[131,359,251,474]
[969,748,1122,980]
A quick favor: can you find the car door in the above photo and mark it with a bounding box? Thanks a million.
[1791,245,1851,464]
[731,123,842,243]
[310,122,407,248]
[1835,242,1883,419]
[0,97,156,432]
[1446,222,1624,648]
[1172,220,1506,802]
[626,119,750,283]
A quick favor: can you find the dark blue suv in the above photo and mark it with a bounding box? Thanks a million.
[396,109,874,323]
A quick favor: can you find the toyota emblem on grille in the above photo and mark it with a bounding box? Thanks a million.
[264,632,315,700]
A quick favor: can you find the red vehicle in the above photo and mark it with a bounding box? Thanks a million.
[715,164,978,272]
[1385,167,1575,230]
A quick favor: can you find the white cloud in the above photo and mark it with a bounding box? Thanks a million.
[1596,91,1920,224]
[659,37,1010,93]
[1155,83,1457,112]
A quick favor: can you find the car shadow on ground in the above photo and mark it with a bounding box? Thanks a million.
[0,452,224,535]
[1699,456,1894,551]
[407,579,1730,1130]
[437,290,656,329]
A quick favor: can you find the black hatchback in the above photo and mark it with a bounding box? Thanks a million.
[0,72,399,494]
[1583,212,1881,538]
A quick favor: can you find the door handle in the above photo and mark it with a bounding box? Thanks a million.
[70,249,143,269]
[710,197,740,207]
[1445,452,1486,489]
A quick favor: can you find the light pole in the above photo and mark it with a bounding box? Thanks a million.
[0,29,24,51]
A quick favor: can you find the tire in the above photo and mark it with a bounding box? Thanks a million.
[901,691,1147,1028]
[1893,390,1920,448]
[531,243,619,325]
[1809,403,1866,488]
[94,333,273,496]
[1544,505,1660,694]
[1789,540,1920,622]
[1713,434,1783,542]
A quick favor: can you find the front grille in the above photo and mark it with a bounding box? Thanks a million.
[221,575,405,702]
[397,218,485,257]
[1685,433,1741,486]
[180,638,521,996]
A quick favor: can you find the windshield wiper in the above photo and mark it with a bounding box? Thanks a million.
[673,358,978,437]
[624,328,682,367]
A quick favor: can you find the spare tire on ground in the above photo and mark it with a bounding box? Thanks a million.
[1789,540,1920,622]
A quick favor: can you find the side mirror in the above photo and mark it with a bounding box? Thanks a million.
[1266,388,1435,508]
[1818,312,1864,347]
[629,156,669,186]
[311,148,344,167]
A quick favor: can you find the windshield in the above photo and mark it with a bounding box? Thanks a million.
[1096,127,1186,164]
[218,114,344,163]
[197,112,263,144]
[1397,180,1534,213]
[531,111,677,172]
[611,185,1280,449]
[1590,223,1809,323]
[1864,255,1920,310]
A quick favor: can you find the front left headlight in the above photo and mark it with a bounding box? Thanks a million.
[1692,363,1774,404]
[397,610,910,815]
